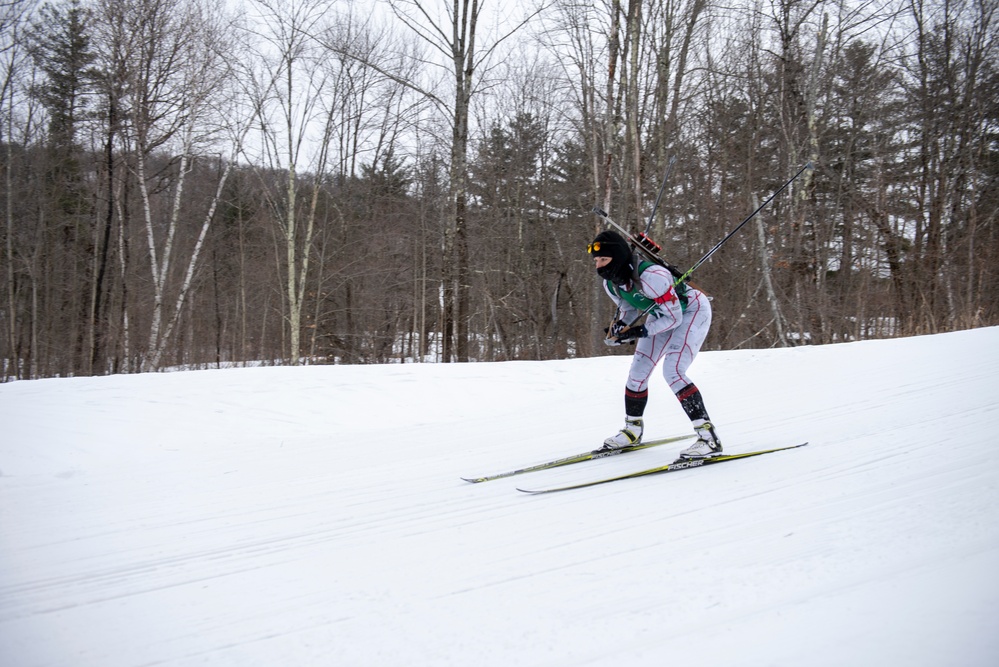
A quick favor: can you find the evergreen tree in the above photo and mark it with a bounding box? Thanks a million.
[26,0,99,375]
[29,0,95,153]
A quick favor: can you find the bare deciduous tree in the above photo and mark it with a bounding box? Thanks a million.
[111,0,244,370]
[1,0,35,380]
[382,0,540,361]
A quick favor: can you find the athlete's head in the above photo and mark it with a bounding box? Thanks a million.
[588,230,633,286]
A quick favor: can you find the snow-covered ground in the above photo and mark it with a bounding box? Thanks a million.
[2,328,998,666]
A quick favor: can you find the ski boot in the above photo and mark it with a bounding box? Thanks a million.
[678,419,723,458]
[597,416,643,452]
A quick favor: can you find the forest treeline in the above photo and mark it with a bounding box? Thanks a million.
[1,0,996,380]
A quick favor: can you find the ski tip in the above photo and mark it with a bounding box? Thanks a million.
[461,476,486,484]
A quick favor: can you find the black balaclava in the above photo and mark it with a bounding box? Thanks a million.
[590,230,634,286]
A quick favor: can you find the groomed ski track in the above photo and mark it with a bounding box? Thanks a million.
[2,328,998,666]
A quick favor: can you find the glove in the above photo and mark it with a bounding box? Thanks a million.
[604,320,628,338]
[615,324,647,343]
[603,320,629,346]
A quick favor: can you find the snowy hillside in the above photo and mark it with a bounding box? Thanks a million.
[2,328,998,666]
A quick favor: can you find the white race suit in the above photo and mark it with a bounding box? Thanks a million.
[602,263,712,397]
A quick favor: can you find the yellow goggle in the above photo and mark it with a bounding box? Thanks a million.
[587,241,602,254]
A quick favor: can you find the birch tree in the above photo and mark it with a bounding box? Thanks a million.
[114,0,244,370]
[246,0,369,366]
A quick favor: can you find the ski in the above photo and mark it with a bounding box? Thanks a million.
[517,442,809,494]
[461,434,696,483]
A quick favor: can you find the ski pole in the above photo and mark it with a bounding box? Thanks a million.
[673,162,812,285]
[597,162,811,336]
[643,155,677,237]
